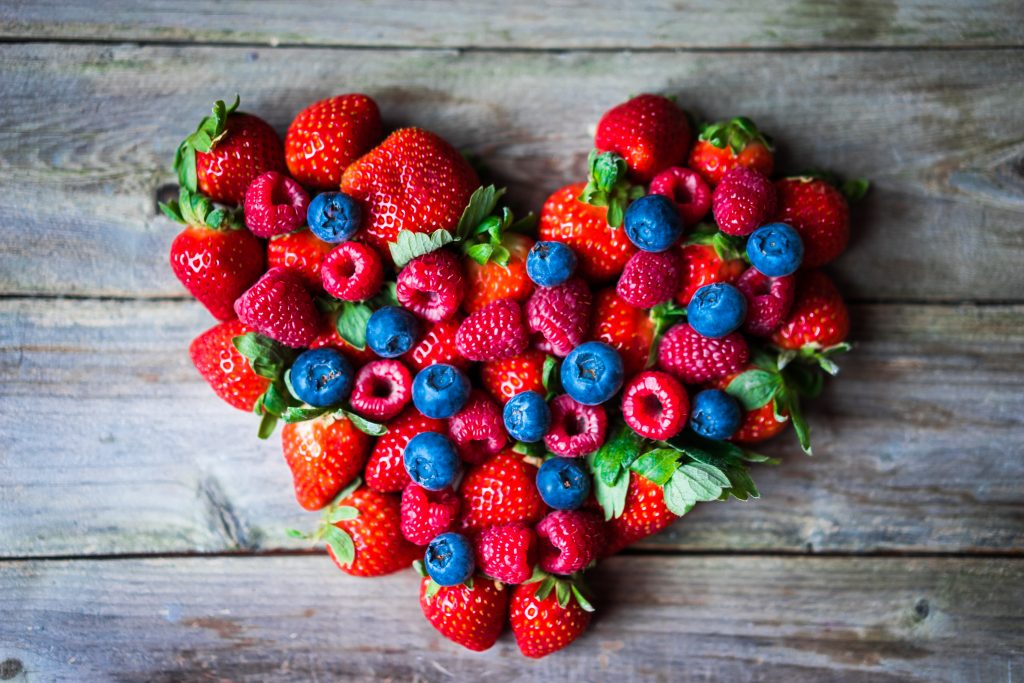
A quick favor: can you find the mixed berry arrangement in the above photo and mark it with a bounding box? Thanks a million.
[165,92,866,657]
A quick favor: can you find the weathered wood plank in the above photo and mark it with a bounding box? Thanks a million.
[2,298,1021,557]
[1,555,1021,682]
[0,45,1023,301]
[1,0,1022,48]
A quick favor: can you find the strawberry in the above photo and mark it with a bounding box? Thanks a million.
[603,472,678,556]
[419,576,508,652]
[712,366,791,445]
[189,319,270,411]
[773,177,850,267]
[616,249,681,309]
[340,127,478,258]
[364,407,444,493]
[455,298,529,362]
[524,277,593,357]
[459,450,547,532]
[281,414,372,511]
[687,116,774,187]
[772,270,850,351]
[408,317,468,372]
[266,227,334,291]
[164,190,266,322]
[174,97,285,205]
[594,94,691,183]
[510,576,593,658]
[285,93,383,190]
[480,349,548,405]
[234,267,322,348]
[590,288,655,379]
[475,522,537,584]
[675,243,745,306]
[401,484,460,546]
[657,322,749,385]
[463,232,535,313]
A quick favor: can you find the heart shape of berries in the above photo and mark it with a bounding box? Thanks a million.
[167,93,866,658]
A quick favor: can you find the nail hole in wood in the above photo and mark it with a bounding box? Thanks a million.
[914,598,930,620]
[154,184,178,215]
[0,659,23,680]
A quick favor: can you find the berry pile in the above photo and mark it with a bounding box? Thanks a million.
[166,93,866,658]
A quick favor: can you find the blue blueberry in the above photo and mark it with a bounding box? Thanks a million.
[560,341,624,406]
[623,194,685,253]
[687,283,747,338]
[288,348,354,407]
[306,191,362,243]
[526,241,577,287]
[535,457,592,510]
[503,390,551,443]
[412,364,471,419]
[424,532,475,586]
[403,432,461,491]
[365,306,419,358]
[689,389,742,440]
[747,222,804,277]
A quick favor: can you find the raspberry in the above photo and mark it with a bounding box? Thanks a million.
[348,359,412,422]
[616,250,681,309]
[621,371,689,440]
[535,510,605,575]
[364,407,444,492]
[448,391,508,464]
[657,323,749,385]
[648,166,712,226]
[396,250,465,322]
[408,318,469,372]
[455,298,529,362]
[736,268,795,337]
[524,278,592,357]
[544,394,608,458]
[320,241,384,302]
[711,167,777,237]
[475,522,537,584]
[234,267,321,348]
[400,484,460,546]
[243,171,310,238]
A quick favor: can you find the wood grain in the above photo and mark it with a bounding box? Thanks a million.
[3,298,1021,558]
[2,554,1021,682]
[1,45,1024,301]
[1,0,1022,49]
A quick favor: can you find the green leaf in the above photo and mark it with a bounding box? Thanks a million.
[466,242,493,265]
[261,383,291,416]
[491,244,511,267]
[841,178,870,203]
[723,464,760,501]
[342,410,388,436]
[570,584,595,613]
[336,302,372,350]
[455,185,505,240]
[673,463,727,502]
[629,448,679,486]
[555,580,571,608]
[726,369,782,410]
[281,406,330,423]
[606,202,624,229]
[178,145,198,192]
[535,576,556,601]
[286,528,307,539]
[159,201,185,224]
[412,559,428,578]
[662,472,697,516]
[369,281,398,308]
[591,422,644,487]
[389,229,455,269]
[257,412,278,440]
[588,452,630,521]
[541,355,560,396]
[322,526,356,566]
[327,506,359,523]
[784,393,812,455]
[425,579,442,599]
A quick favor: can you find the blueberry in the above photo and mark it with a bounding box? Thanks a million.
[412,364,470,419]
[689,389,742,440]
[535,457,591,510]
[503,390,551,443]
[365,306,419,358]
[687,283,747,338]
[747,222,804,277]
[623,194,685,253]
[560,341,624,406]
[526,241,577,287]
[306,191,362,243]
[403,432,461,490]
[424,532,475,586]
[288,348,354,407]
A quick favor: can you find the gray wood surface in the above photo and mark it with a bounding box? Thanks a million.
[2,555,1021,682]
[1,44,1024,301]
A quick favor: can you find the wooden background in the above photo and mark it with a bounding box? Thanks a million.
[1,1,1023,680]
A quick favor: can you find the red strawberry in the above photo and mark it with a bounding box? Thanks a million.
[711,167,777,237]
[535,510,604,575]
[340,128,478,258]
[736,268,795,337]
[616,249,681,309]
[364,407,445,492]
[320,241,384,302]
[621,371,689,440]
[687,116,774,187]
[675,243,745,306]
[408,318,468,372]
[648,166,712,226]
[448,391,508,464]
[455,298,529,362]
[771,270,850,350]
[189,319,270,411]
[475,522,537,584]
[480,349,548,405]
[544,395,608,458]
[243,171,310,238]
[285,93,383,190]
[657,322,749,385]
[524,277,592,357]
[594,94,691,182]
[348,359,412,422]
[539,183,637,283]
[266,227,333,291]
[590,288,655,379]
[510,579,592,658]
[603,472,678,556]
[401,484,460,546]
[463,232,535,314]
[773,177,850,267]
[419,576,507,652]
[281,415,372,511]
[234,267,322,348]
[459,450,547,532]
[174,98,286,205]
[397,249,466,321]
[318,486,421,577]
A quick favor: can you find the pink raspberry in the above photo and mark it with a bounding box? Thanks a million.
[711,167,777,237]
[621,371,689,440]
[396,249,466,322]
[233,267,321,348]
[544,394,608,458]
[320,241,384,302]
[243,171,310,238]
[649,166,712,226]
[400,484,460,546]
[348,359,412,422]
[455,298,530,362]
[408,318,469,372]
[736,268,796,337]
[524,278,592,357]
[448,391,508,464]
[657,322,749,385]
[536,510,605,575]
[616,250,681,309]
[474,522,537,584]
